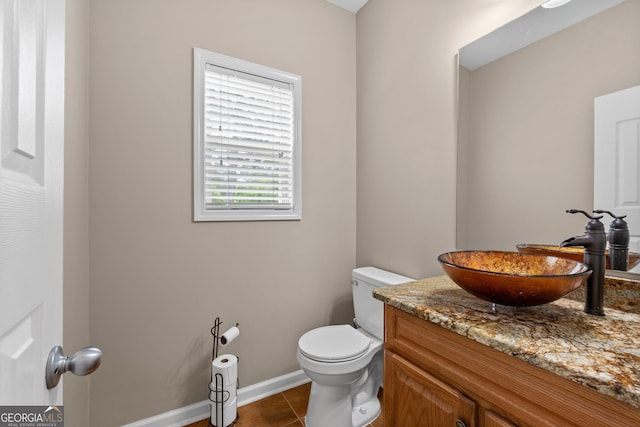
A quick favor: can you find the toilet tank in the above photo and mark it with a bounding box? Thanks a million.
[352,267,414,340]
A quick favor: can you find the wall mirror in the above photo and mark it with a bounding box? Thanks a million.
[456,0,640,272]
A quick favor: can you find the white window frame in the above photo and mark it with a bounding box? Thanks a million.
[193,48,302,222]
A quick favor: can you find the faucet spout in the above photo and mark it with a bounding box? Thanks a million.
[561,235,593,248]
[561,210,607,316]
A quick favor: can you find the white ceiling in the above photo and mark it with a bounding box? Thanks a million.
[325,0,368,13]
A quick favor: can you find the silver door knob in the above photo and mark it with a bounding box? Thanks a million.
[45,346,103,389]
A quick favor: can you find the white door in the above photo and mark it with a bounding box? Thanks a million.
[0,0,65,405]
[594,85,640,270]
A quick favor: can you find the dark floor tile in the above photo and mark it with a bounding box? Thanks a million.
[233,393,298,427]
[370,412,384,427]
[282,382,311,419]
[185,383,384,427]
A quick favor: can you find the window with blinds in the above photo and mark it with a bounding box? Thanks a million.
[194,49,302,221]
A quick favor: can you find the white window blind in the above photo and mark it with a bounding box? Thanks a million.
[204,65,293,209]
[194,49,301,221]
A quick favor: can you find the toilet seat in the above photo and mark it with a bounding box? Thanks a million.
[298,325,371,363]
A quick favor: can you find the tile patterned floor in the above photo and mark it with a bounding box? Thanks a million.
[187,382,384,427]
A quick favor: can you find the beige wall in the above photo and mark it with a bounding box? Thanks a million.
[88,0,356,425]
[458,1,640,250]
[355,0,541,279]
[64,0,91,425]
[59,0,593,424]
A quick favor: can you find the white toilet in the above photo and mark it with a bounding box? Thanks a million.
[297,267,414,427]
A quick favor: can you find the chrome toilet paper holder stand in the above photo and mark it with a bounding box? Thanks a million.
[210,317,239,427]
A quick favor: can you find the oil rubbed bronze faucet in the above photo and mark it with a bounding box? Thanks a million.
[560,209,607,316]
[594,209,630,271]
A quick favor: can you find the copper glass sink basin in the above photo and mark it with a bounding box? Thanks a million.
[516,244,640,270]
[438,251,591,307]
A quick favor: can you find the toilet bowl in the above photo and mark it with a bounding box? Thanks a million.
[297,267,414,427]
[297,325,383,427]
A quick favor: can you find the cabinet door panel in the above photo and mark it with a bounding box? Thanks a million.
[385,351,476,427]
[484,410,517,427]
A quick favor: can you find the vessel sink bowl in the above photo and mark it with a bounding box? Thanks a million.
[516,244,640,270]
[438,251,591,307]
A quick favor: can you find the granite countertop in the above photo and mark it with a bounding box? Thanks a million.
[373,275,640,409]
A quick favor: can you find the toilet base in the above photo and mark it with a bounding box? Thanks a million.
[352,395,381,427]
[304,381,381,427]
[304,396,380,427]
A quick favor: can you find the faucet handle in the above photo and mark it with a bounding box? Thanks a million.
[566,209,603,220]
[566,209,605,235]
[593,209,627,220]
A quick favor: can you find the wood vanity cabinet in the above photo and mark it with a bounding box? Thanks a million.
[383,305,640,427]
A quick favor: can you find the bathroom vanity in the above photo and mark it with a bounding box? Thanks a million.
[374,276,640,427]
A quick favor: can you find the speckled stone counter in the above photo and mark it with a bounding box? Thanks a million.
[564,273,640,314]
[373,275,640,409]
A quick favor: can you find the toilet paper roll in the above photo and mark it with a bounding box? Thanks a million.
[210,396,237,427]
[219,326,240,346]
[209,381,237,403]
[211,354,238,387]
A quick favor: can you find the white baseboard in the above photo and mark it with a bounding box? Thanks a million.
[235,369,310,407]
[121,369,310,427]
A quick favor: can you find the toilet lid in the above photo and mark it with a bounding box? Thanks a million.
[298,325,371,362]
